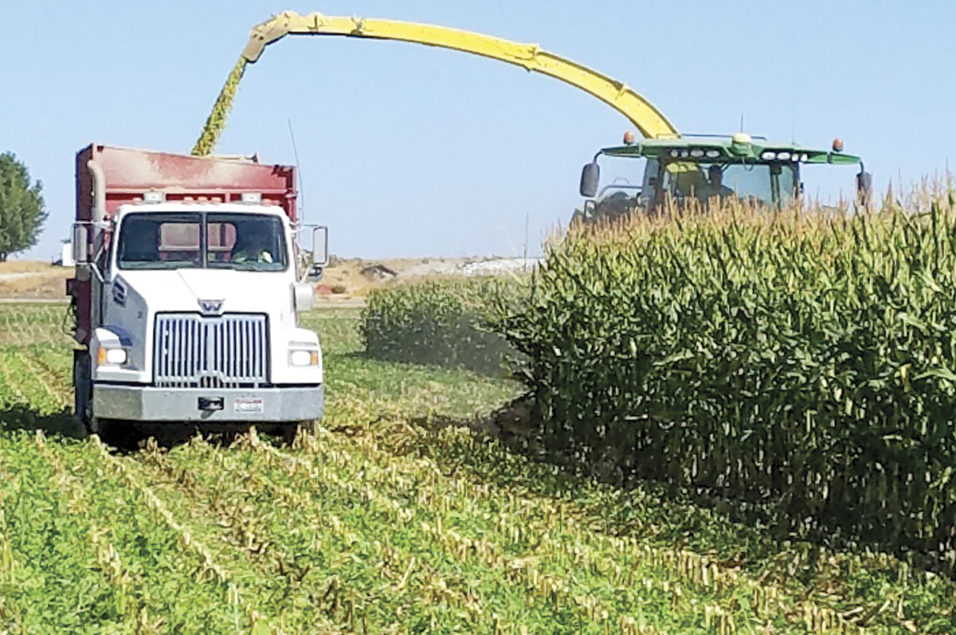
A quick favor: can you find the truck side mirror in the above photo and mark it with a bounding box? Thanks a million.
[311,226,329,267]
[580,162,600,198]
[306,226,329,281]
[73,224,89,265]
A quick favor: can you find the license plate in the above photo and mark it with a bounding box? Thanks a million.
[234,397,264,414]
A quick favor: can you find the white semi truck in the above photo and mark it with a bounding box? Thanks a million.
[68,144,328,441]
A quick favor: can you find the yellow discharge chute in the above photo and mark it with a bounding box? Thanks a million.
[192,10,678,156]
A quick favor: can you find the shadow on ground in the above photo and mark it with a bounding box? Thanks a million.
[404,399,956,582]
[0,404,160,451]
[0,405,295,453]
[0,405,84,439]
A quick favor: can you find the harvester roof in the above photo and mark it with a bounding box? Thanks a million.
[600,134,862,166]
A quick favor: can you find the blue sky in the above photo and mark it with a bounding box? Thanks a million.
[3,1,955,260]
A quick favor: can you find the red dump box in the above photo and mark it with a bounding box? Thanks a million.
[75,144,297,222]
[70,144,298,344]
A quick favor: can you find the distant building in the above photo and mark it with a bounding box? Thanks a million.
[57,240,74,267]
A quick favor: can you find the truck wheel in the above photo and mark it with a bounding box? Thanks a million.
[281,421,315,446]
[88,418,120,445]
[73,350,93,435]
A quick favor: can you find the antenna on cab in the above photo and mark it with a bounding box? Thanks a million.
[287,118,305,224]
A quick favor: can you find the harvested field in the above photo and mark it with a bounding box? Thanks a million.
[0,304,953,632]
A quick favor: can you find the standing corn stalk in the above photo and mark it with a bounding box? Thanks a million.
[494,189,956,572]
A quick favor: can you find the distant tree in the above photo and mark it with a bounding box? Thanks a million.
[0,152,47,262]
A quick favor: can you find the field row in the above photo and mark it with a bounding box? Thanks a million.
[0,308,952,631]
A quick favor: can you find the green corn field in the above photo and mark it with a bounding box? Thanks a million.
[5,186,956,630]
[361,276,523,376]
[491,185,956,573]
[0,304,954,631]
[0,302,955,630]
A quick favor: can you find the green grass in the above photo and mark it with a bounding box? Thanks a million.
[0,304,953,632]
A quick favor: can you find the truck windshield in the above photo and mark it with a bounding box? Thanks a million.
[660,161,797,206]
[117,212,287,271]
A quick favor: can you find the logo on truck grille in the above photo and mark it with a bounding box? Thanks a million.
[198,299,224,315]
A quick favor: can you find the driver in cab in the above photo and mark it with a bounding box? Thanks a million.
[231,231,274,264]
[697,165,734,202]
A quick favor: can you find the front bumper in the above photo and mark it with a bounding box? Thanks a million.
[92,384,324,422]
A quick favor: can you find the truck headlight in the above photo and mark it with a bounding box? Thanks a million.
[289,349,319,367]
[97,346,128,366]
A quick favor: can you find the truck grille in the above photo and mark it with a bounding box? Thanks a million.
[153,314,268,388]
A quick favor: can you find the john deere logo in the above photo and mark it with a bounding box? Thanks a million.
[198,299,224,315]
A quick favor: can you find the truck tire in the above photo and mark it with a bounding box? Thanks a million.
[88,418,115,440]
[73,351,118,443]
[281,420,315,446]
[73,350,95,436]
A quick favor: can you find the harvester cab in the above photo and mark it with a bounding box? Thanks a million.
[577,133,871,222]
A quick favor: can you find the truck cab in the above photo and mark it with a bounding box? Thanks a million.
[69,144,328,441]
[577,133,870,222]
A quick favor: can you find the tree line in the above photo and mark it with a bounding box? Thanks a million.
[0,152,47,262]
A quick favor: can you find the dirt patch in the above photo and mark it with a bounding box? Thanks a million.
[318,256,534,299]
[0,261,65,274]
[0,257,532,301]
[316,257,461,298]
[0,262,71,299]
